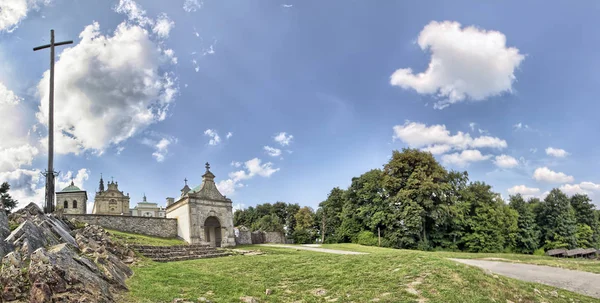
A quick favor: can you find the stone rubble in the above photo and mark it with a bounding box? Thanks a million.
[0,203,135,303]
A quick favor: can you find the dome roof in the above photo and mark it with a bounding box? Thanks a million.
[61,181,82,192]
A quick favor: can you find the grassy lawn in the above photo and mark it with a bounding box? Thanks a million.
[106,229,187,246]
[319,244,600,275]
[124,244,596,303]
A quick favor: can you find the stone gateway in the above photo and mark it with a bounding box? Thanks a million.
[166,163,235,247]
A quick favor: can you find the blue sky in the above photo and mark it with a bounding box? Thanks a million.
[2,0,600,211]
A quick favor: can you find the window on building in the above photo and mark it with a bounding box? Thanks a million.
[63,200,68,208]
[73,200,77,208]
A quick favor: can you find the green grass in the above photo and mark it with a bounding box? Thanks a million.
[106,229,187,246]
[124,244,596,303]
[321,244,600,275]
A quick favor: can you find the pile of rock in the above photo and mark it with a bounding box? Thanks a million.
[0,203,135,302]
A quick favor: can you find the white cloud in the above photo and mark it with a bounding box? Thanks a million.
[0,0,50,32]
[204,129,221,145]
[264,146,282,157]
[441,150,491,167]
[116,146,125,155]
[282,4,293,8]
[226,132,233,139]
[530,148,537,153]
[152,13,174,38]
[274,132,293,146]
[215,158,279,196]
[113,0,153,27]
[559,182,600,199]
[142,136,175,162]
[164,49,178,64]
[469,122,476,132]
[422,144,452,155]
[545,147,569,158]
[508,185,540,196]
[494,154,518,169]
[183,0,203,12]
[230,161,241,168]
[0,145,39,172]
[392,121,507,154]
[533,167,574,184]
[232,203,246,212]
[390,21,524,109]
[35,20,177,155]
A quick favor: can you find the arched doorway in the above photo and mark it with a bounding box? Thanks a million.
[204,216,222,247]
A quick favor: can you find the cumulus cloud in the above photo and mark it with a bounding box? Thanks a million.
[494,154,518,169]
[545,147,569,158]
[183,0,203,12]
[35,18,177,155]
[393,121,507,154]
[274,132,293,146]
[226,132,233,139]
[508,185,541,196]
[230,161,241,168]
[533,167,574,184]
[264,146,282,157]
[469,122,476,132]
[152,13,174,38]
[441,150,491,167]
[215,158,279,196]
[0,145,39,172]
[0,0,50,32]
[204,129,221,145]
[559,182,600,200]
[113,0,153,27]
[390,21,524,109]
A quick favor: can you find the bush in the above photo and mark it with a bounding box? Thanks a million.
[533,248,546,256]
[356,231,378,246]
[292,229,314,244]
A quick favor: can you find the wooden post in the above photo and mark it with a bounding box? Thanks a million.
[33,30,73,214]
[378,227,381,247]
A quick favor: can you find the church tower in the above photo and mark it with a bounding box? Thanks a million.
[92,176,130,216]
[55,180,87,214]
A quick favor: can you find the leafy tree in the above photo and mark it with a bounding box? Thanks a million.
[295,206,315,230]
[576,224,594,248]
[285,203,301,235]
[539,189,577,249]
[252,214,284,233]
[382,149,450,249]
[509,194,540,253]
[431,171,469,250]
[318,187,346,243]
[570,194,600,246]
[338,169,388,243]
[0,182,17,212]
[461,182,511,252]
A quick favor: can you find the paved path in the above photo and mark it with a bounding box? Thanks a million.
[450,258,600,299]
[258,244,367,255]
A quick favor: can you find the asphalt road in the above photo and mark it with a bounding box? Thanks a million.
[450,258,600,299]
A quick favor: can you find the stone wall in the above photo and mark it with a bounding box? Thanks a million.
[234,230,285,244]
[264,231,285,244]
[236,230,252,245]
[65,214,178,238]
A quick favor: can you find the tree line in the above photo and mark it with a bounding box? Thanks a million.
[234,149,600,253]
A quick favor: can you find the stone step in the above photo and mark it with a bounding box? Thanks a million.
[151,252,232,262]
[134,247,215,253]
[130,244,210,250]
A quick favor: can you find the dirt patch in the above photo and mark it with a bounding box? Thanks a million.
[312,288,327,296]
[406,276,428,303]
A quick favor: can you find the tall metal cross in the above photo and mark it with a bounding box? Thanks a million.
[33,30,73,214]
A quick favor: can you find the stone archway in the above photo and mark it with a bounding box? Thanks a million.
[204,216,222,247]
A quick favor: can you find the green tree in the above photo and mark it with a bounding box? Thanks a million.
[318,187,346,243]
[461,182,511,252]
[570,194,599,246]
[576,224,594,248]
[285,203,301,235]
[0,182,18,212]
[509,194,540,253]
[382,149,450,249]
[295,206,315,230]
[338,169,388,243]
[539,189,577,249]
[252,214,284,232]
